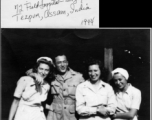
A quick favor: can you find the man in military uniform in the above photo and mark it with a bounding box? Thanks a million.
[27,54,85,120]
[46,54,85,120]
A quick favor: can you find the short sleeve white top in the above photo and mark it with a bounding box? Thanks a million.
[14,76,50,106]
[115,84,141,120]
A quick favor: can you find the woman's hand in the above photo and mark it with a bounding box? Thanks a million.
[26,69,43,84]
[111,109,138,119]
[97,105,110,117]
[34,73,44,84]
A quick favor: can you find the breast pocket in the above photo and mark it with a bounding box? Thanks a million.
[22,84,37,101]
[67,82,79,95]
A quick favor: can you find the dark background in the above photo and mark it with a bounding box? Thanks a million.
[1,29,150,120]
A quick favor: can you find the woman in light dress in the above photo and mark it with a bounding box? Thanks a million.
[111,68,141,120]
[8,57,54,120]
[76,59,117,120]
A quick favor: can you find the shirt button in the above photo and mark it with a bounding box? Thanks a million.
[64,107,66,109]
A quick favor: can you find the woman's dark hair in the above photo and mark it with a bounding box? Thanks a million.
[84,58,105,80]
[32,59,55,82]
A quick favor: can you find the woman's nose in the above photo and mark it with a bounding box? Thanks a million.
[91,72,95,75]
[61,62,64,66]
[41,70,45,74]
[117,81,120,84]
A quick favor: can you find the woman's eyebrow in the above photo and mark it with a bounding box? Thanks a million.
[114,72,119,75]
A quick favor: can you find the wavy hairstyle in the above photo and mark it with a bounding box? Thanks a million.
[84,58,105,80]
[32,58,55,82]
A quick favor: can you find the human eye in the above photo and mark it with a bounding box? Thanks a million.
[39,67,43,70]
[113,79,117,82]
[45,69,50,72]
[63,60,67,63]
[56,61,61,65]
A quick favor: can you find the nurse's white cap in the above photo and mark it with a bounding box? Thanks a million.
[111,68,129,80]
[37,57,53,64]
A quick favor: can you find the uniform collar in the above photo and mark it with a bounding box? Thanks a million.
[68,68,77,75]
[125,83,132,94]
[84,80,106,92]
[55,68,76,81]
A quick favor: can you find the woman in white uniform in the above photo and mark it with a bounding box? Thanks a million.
[8,57,54,120]
[111,68,141,120]
[76,59,117,120]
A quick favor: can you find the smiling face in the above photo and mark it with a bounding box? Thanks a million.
[37,63,50,79]
[55,55,68,74]
[88,64,101,83]
[113,73,128,90]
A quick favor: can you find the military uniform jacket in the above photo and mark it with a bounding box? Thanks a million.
[46,68,85,120]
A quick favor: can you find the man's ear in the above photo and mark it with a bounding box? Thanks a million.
[54,62,57,68]
[52,62,56,68]
[66,61,69,66]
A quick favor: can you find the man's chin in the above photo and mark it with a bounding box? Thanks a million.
[118,86,124,89]
[90,79,98,82]
[60,70,67,74]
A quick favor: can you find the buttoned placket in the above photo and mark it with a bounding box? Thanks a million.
[86,81,104,94]
[85,81,106,107]
[116,89,129,103]
[55,72,74,106]
[63,77,73,106]
[116,91,129,111]
[56,74,72,92]
[40,84,48,93]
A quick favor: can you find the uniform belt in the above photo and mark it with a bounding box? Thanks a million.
[20,103,44,112]
[53,98,75,105]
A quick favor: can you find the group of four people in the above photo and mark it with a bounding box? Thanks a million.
[8,54,141,120]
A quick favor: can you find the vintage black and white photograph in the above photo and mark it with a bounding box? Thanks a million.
[1,29,150,120]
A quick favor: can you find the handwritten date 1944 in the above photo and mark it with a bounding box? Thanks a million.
[81,17,94,26]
